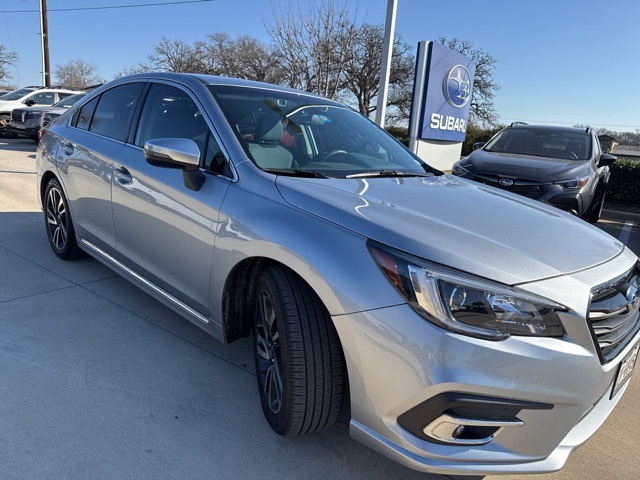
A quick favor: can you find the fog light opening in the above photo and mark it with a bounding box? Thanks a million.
[423,413,524,446]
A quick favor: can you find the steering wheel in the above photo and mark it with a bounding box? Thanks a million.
[323,149,348,161]
[567,151,578,160]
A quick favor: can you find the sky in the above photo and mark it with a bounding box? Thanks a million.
[0,0,638,132]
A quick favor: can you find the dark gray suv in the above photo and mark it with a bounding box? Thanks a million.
[452,124,617,222]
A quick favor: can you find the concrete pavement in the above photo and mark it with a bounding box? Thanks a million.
[1,138,639,479]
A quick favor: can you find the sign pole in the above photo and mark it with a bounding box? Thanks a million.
[374,0,398,128]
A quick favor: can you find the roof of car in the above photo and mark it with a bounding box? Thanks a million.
[119,72,338,102]
[509,124,590,134]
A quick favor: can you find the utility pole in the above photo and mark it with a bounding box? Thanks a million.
[40,0,50,87]
[374,0,397,128]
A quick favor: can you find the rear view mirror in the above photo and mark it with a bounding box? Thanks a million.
[144,138,204,191]
[599,153,617,167]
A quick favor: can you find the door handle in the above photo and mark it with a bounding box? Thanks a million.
[113,166,133,185]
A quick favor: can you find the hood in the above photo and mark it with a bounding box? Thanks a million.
[462,149,588,182]
[12,105,65,115]
[276,174,623,285]
[0,100,20,111]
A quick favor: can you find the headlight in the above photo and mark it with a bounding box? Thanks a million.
[369,242,565,340]
[451,162,470,176]
[554,176,589,189]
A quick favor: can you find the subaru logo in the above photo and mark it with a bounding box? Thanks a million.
[627,285,640,310]
[498,178,514,187]
[619,283,640,310]
[443,65,472,108]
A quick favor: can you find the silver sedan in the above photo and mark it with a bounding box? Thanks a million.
[36,73,640,475]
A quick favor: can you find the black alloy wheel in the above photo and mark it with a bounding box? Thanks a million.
[252,265,345,436]
[44,178,82,260]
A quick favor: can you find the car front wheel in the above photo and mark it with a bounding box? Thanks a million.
[252,265,345,436]
[586,185,606,223]
[44,178,82,259]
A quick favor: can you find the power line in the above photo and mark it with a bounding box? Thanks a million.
[0,0,21,85]
[0,0,214,13]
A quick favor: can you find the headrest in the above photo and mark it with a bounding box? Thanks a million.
[255,115,283,143]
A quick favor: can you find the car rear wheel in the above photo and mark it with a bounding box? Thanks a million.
[252,265,345,436]
[44,178,82,260]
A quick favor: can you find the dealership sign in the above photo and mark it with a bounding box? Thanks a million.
[409,42,476,143]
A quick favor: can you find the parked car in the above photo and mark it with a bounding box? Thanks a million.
[0,86,82,137]
[9,93,87,141]
[36,73,640,475]
[452,123,616,222]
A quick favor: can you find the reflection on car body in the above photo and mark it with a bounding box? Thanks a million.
[35,73,640,475]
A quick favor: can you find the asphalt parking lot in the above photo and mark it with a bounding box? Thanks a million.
[1,137,639,479]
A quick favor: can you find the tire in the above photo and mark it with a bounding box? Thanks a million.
[587,186,606,223]
[43,178,82,260]
[252,265,345,436]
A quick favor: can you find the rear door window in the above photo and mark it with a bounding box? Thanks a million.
[88,83,145,141]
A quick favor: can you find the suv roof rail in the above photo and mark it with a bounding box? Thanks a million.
[83,83,104,91]
[510,121,528,127]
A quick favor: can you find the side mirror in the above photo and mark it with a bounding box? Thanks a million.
[25,99,37,106]
[144,138,205,191]
[472,142,485,150]
[599,153,617,167]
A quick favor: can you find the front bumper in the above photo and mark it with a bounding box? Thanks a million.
[452,171,591,217]
[332,248,639,475]
[9,120,42,137]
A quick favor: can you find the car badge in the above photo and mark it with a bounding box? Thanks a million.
[498,178,514,187]
[621,283,640,310]
[443,64,472,108]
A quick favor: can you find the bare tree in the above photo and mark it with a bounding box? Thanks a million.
[196,33,284,83]
[438,37,500,126]
[144,37,204,73]
[54,59,104,90]
[342,23,414,120]
[0,44,18,83]
[266,0,358,99]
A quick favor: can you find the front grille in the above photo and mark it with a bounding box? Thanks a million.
[11,110,24,122]
[485,179,546,200]
[469,176,547,200]
[588,266,640,363]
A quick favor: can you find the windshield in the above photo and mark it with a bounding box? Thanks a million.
[0,88,35,101]
[484,127,592,161]
[53,93,86,108]
[209,85,440,178]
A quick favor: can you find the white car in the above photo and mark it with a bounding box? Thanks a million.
[0,87,82,137]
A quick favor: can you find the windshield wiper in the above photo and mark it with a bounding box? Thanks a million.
[346,170,434,179]
[263,168,334,178]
